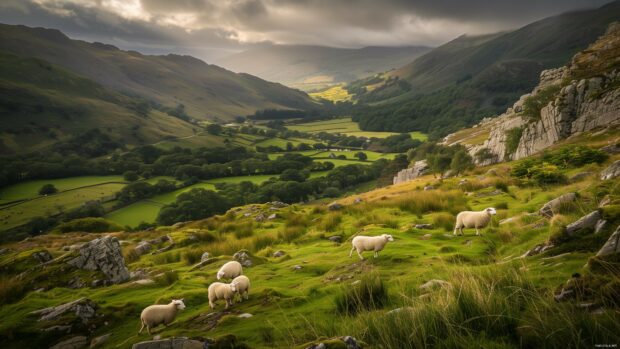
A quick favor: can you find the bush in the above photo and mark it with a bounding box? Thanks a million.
[522,85,561,121]
[504,127,523,157]
[335,273,388,315]
[38,184,58,195]
[54,217,122,233]
[323,187,341,198]
[123,171,139,182]
[155,270,179,286]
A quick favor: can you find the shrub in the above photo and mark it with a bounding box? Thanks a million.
[522,84,560,121]
[433,212,455,231]
[494,180,509,193]
[155,270,179,286]
[38,184,58,195]
[504,127,523,157]
[123,171,139,182]
[323,187,341,198]
[335,273,388,315]
[183,249,204,265]
[54,218,122,233]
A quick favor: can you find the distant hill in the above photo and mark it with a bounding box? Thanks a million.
[0,24,318,121]
[217,45,431,90]
[350,1,620,138]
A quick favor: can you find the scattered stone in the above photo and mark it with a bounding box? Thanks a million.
[594,220,607,234]
[458,179,468,186]
[539,193,576,218]
[414,224,433,229]
[269,201,288,208]
[272,250,286,258]
[152,335,161,340]
[600,160,620,180]
[132,279,155,285]
[570,172,592,182]
[599,195,612,207]
[233,250,253,267]
[419,234,432,240]
[600,143,620,154]
[151,243,175,255]
[147,235,171,245]
[269,207,279,211]
[130,269,149,280]
[32,250,53,264]
[43,325,72,333]
[328,202,343,211]
[327,235,343,243]
[554,288,575,302]
[31,298,98,324]
[354,198,363,204]
[565,211,602,236]
[419,279,451,290]
[134,241,152,256]
[243,213,251,217]
[67,236,130,284]
[89,333,111,348]
[596,225,620,257]
[499,216,518,225]
[131,338,204,349]
[201,252,211,262]
[521,242,554,257]
[50,336,88,349]
[267,213,277,220]
[255,213,266,222]
[91,279,107,288]
[343,336,361,349]
[292,265,302,271]
[238,313,253,318]
[423,185,435,191]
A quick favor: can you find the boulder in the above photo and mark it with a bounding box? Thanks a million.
[272,250,286,258]
[134,241,152,256]
[31,298,97,324]
[328,202,343,211]
[343,336,362,349]
[292,265,302,270]
[419,279,451,290]
[596,225,620,257]
[130,269,149,280]
[565,211,602,236]
[600,143,620,154]
[414,224,433,230]
[32,250,53,264]
[255,213,266,222]
[393,160,429,185]
[200,252,211,263]
[539,193,576,218]
[89,333,111,348]
[50,336,88,349]
[233,250,253,267]
[327,235,343,243]
[267,213,277,220]
[423,185,435,191]
[68,236,130,284]
[600,160,620,180]
[131,338,204,349]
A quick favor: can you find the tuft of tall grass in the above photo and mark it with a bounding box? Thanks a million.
[0,275,28,305]
[209,234,276,256]
[319,212,342,232]
[183,248,204,265]
[278,226,306,242]
[124,248,140,264]
[335,273,389,315]
[155,270,179,286]
[384,190,468,216]
[432,212,455,231]
[152,251,181,265]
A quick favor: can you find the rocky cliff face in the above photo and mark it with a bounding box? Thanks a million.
[445,23,620,164]
[393,160,428,185]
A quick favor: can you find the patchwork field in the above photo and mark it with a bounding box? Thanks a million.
[309,85,352,103]
[287,117,428,140]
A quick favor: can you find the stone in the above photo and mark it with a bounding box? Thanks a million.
[393,160,429,185]
[420,279,451,290]
[130,269,149,280]
[596,225,620,257]
[238,313,253,318]
[499,216,518,225]
[50,336,88,349]
[420,234,432,240]
[414,224,433,230]
[134,241,152,256]
[267,213,277,220]
[151,243,175,255]
[292,265,302,270]
[601,160,620,180]
[600,143,620,154]
[243,213,251,217]
[328,202,343,211]
[565,211,602,236]
[132,279,155,285]
[354,198,363,204]
[131,338,205,349]
[32,250,53,264]
[272,250,286,258]
[521,242,554,257]
[200,252,211,262]
[255,213,266,222]
[233,250,253,267]
[594,220,607,234]
[539,193,576,218]
[67,277,85,289]
[43,325,72,333]
[327,235,343,243]
[90,334,111,348]
[68,236,130,284]
[423,185,435,191]
[343,336,361,349]
[31,298,97,324]
[599,195,612,207]
[269,201,288,208]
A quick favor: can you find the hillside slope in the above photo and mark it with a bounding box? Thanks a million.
[217,45,431,90]
[0,24,318,121]
[351,1,620,137]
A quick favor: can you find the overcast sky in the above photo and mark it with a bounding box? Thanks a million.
[0,0,612,61]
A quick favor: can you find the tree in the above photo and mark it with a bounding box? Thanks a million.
[286,142,294,151]
[206,123,223,135]
[39,184,58,195]
[157,189,230,225]
[450,150,474,175]
[280,169,307,182]
[354,152,368,161]
[123,171,139,182]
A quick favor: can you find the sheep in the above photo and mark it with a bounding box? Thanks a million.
[231,275,251,302]
[139,299,185,335]
[349,234,394,260]
[217,261,243,280]
[453,207,497,236]
[208,282,237,309]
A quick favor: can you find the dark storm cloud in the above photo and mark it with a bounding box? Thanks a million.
[0,0,613,61]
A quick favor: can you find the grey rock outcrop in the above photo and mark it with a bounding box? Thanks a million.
[600,160,620,180]
[31,298,97,324]
[393,160,429,185]
[596,225,620,257]
[565,211,602,236]
[68,236,130,284]
[131,338,204,349]
[539,193,576,218]
[233,250,253,267]
[32,250,53,264]
[134,241,152,256]
[50,336,88,349]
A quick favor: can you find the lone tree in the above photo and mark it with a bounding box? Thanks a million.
[354,152,368,161]
[123,171,139,182]
[206,123,223,135]
[39,184,58,195]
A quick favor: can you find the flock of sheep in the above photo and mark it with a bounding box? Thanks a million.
[137,207,497,334]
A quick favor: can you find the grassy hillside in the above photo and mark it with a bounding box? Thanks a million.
[350,1,620,138]
[0,24,318,121]
[217,45,431,91]
[0,127,618,348]
[0,52,197,154]
[286,118,428,140]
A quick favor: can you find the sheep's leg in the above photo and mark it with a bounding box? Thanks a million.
[147,325,152,335]
[453,225,459,236]
[349,246,355,258]
[139,321,145,334]
[356,249,365,260]
[374,251,378,258]
[209,300,215,309]
[475,227,480,236]
[245,291,249,300]
[225,299,230,309]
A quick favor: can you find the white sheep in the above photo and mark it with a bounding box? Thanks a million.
[139,299,185,335]
[217,261,243,280]
[453,207,497,236]
[349,234,394,260]
[208,282,237,309]
[231,275,251,302]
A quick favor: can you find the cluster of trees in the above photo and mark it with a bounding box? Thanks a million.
[376,134,423,153]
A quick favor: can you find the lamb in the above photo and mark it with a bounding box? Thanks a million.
[231,275,250,302]
[217,261,243,280]
[453,207,497,236]
[139,299,185,335]
[349,234,394,260]
[208,282,237,309]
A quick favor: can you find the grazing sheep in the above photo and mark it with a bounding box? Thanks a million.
[231,275,251,302]
[217,261,243,280]
[208,282,237,309]
[349,234,394,260]
[139,299,185,335]
[453,207,497,236]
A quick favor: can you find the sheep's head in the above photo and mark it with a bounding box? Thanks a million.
[172,299,186,310]
[383,234,394,242]
[216,270,225,280]
[230,283,238,292]
[485,207,497,215]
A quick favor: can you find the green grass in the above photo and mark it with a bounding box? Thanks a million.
[286,118,428,140]
[254,137,318,148]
